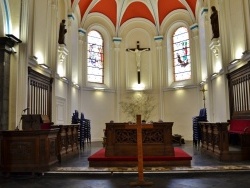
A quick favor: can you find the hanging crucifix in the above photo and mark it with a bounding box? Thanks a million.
[126,41,150,84]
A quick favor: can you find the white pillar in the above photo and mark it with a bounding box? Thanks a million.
[78,28,86,111]
[154,36,164,120]
[113,37,122,122]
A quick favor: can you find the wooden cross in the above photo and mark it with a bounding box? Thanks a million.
[200,86,207,108]
[126,41,150,84]
[125,115,153,186]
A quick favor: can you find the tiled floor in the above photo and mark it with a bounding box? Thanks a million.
[1,141,250,188]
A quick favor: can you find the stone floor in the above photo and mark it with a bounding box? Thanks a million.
[1,141,250,188]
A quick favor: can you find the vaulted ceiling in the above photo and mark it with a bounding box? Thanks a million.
[72,0,198,33]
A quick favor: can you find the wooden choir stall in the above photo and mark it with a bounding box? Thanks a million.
[0,115,79,174]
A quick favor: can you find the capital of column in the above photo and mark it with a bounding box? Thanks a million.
[190,23,199,37]
[78,28,86,42]
[154,36,163,48]
[113,37,122,48]
[67,13,75,26]
[200,7,208,21]
[50,0,58,9]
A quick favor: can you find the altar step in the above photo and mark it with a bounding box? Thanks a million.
[88,148,192,167]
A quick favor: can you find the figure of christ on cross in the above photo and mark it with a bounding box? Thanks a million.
[126,41,150,84]
[125,115,153,186]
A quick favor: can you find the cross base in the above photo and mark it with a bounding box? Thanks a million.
[130,180,153,186]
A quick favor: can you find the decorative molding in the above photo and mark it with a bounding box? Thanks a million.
[209,38,220,57]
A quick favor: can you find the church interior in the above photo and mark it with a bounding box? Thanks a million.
[1,0,250,187]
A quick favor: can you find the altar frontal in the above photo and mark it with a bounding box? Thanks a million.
[105,121,174,157]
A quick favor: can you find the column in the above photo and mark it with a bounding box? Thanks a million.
[78,28,86,110]
[113,37,122,122]
[0,36,22,130]
[154,36,164,120]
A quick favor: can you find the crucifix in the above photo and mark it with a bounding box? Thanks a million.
[126,41,150,84]
[125,115,153,186]
[200,86,207,108]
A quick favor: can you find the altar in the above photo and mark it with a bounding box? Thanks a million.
[105,122,174,157]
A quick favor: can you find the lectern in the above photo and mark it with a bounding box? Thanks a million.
[22,114,52,130]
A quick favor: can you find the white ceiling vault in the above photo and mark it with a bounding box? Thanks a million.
[70,0,198,35]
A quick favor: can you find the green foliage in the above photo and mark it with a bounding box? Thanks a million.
[120,92,157,122]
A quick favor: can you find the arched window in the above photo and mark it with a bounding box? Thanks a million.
[172,27,191,81]
[87,30,104,83]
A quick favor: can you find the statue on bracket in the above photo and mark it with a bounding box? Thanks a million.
[210,6,220,39]
[58,19,67,45]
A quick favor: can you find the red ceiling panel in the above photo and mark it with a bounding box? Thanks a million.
[120,2,155,26]
[90,0,117,26]
[78,0,92,18]
[158,0,186,25]
[186,0,197,15]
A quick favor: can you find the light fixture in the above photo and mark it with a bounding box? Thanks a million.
[72,82,80,88]
[61,76,68,81]
[32,56,38,61]
[174,85,184,89]
[94,87,105,90]
[242,50,250,55]
[39,64,49,69]
[211,73,218,77]
[132,83,145,91]
[199,81,205,85]
[6,34,22,44]
[230,59,240,65]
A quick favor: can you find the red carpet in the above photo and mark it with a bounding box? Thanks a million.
[88,147,192,162]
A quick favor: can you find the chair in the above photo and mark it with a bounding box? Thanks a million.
[192,108,207,146]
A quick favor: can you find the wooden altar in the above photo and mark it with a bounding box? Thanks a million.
[105,122,174,157]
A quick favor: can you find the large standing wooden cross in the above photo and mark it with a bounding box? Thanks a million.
[125,115,153,186]
[126,41,150,84]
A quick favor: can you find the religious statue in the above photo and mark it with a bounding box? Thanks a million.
[210,6,220,39]
[126,48,150,72]
[126,41,150,84]
[58,19,67,44]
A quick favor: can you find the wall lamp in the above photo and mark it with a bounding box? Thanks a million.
[72,82,80,88]
[94,87,105,90]
[39,64,49,69]
[6,34,22,44]
[173,85,184,89]
[230,59,240,65]
[199,81,205,86]
[61,76,68,81]
[211,73,218,77]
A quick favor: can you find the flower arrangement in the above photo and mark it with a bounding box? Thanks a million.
[119,92,157,122]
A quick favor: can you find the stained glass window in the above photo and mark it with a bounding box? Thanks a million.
[173,27,191,81]
[87,30,104,83]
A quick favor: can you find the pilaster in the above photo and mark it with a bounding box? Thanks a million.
[0,36,22,130]
[154,36,164,120]
[113,37,122,122]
